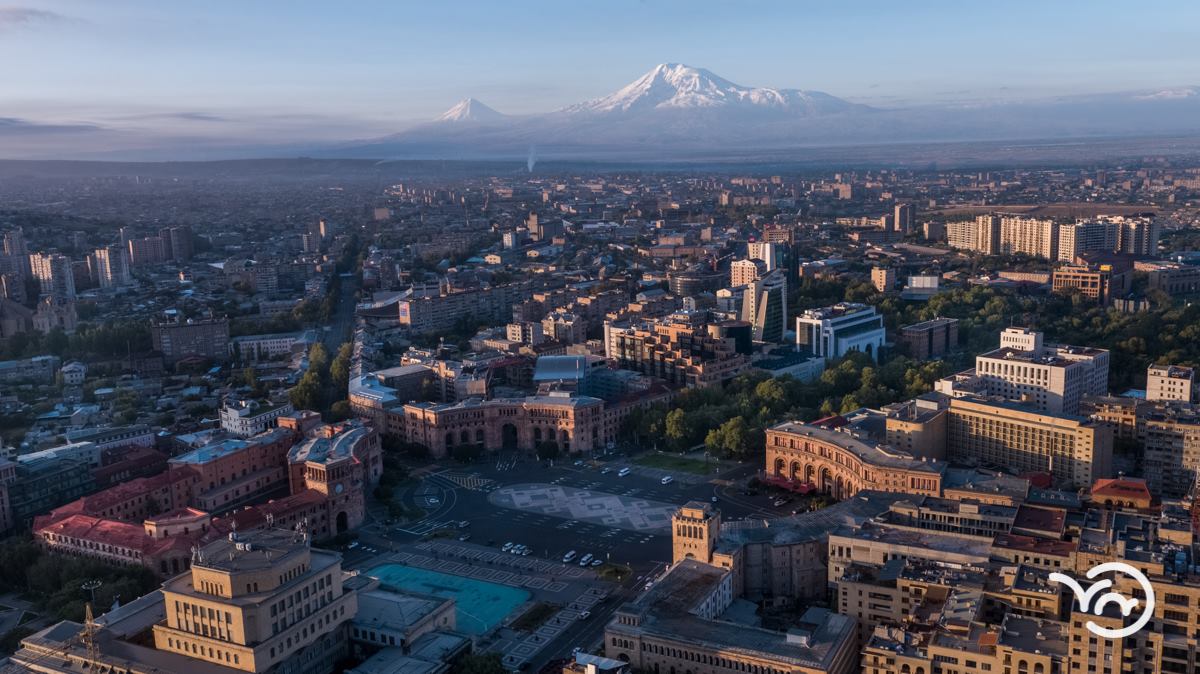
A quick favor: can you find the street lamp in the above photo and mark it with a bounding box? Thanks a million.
[81,580,103,606]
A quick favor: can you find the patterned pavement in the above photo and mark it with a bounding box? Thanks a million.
[489,483,676,533]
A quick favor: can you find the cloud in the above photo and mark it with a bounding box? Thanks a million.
[0,7,72,31]
[0,117,101,135]
[117,111,230,123]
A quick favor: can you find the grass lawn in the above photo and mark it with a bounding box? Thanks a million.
[633,453,713,475]
[596,563,632,582]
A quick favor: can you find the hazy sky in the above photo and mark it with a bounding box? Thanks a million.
[2,0,1197,147]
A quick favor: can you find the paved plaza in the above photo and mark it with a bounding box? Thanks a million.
[488,483,677,533]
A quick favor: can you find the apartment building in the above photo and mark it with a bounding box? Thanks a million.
[998,216,1058,259]
[607,317,749,388]
[1147,364,1195,403]
[395,281,535,335]
[151,314,231,364]
[871,267,896,293]
[29,251,76,300]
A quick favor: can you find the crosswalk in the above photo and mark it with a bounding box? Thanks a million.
[433,471,498,492]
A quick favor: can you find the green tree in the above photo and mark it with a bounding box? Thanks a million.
[664,408,689,451]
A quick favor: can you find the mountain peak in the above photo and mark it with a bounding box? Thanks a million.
[564,63,857,116]
[435,98,504,123]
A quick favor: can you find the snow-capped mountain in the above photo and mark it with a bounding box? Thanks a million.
[435,98,506,123]
[562,63,860,115]
[330,65,1200,161]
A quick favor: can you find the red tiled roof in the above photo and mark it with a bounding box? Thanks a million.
[34,513,214,558]
[1091,477,1152,501]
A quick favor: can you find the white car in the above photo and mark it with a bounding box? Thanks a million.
[579,553,594,566]
[502,542,514,552]
[578,611,591,620]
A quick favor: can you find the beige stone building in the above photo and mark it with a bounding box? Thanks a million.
[946,397,1112,489]
[152,528,356,673]
[766,422,945,500]
[605,558,858,674]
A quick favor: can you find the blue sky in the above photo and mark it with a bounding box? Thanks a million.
[2,0,1197,144]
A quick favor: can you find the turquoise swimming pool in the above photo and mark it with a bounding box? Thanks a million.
[369,563,530,634]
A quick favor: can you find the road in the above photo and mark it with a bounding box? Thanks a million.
[322,272,359,353]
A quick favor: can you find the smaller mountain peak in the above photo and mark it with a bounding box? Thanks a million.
[435,98,504,122]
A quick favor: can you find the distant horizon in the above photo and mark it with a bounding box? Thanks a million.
[3,1,1199,160]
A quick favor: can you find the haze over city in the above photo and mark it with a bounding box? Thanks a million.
[3,0,1200,159]
[2,5,1200,674]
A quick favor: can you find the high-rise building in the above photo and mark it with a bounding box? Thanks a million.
[795,303,886,361]
[128,235,170,265]
[893,203,914,233]
[1057,221,1117,262]
[168,225,194,261]
[999,216,1058,259]
[28,252,76,300]
[3,227,27,258]
[746,241,783,271]
[151,313,231,364]
[870,267,896,292]
[945,215,999,254]
[92,245,132,288]
[730,258,763,287]
[740,269,787,343]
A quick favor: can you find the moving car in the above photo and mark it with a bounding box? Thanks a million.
[618,467,631,477]
[660,475,673,485]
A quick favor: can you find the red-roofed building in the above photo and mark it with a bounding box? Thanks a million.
[1089,476,1154,510]
[34,508,218,577]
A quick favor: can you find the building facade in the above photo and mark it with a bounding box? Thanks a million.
[795,303,886,362]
